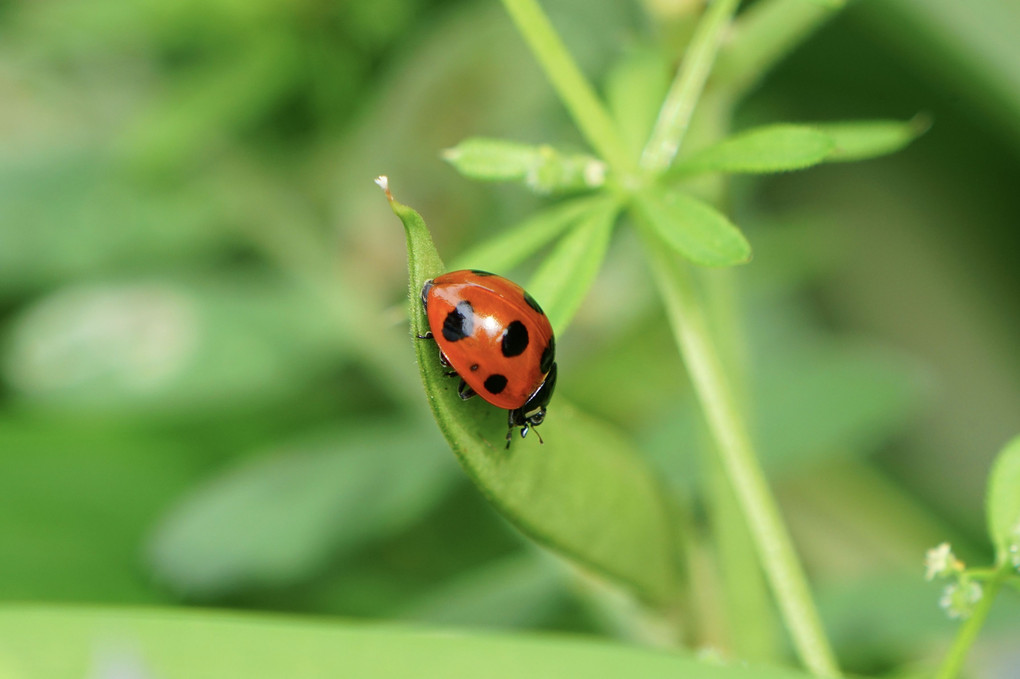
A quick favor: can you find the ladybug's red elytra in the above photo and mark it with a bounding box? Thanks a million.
[420,269,557,448]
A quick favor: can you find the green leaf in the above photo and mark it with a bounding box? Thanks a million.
[673,125,835,175]
[443,138,607,194]
[442,138,542,181]
[1,276,340,416]
[0,605,817,679]
[385,181,681,605]
[605,47,671,158]
[147,426,458,597]
[449,195,612,273]
[527,199,621,334]
[986,434,1020,564]
[633,188,751,267]
[813,117,929,162]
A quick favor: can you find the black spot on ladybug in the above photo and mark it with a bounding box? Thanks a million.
[501,320,529,357]
[442,301,474,342]
[470,364,479,371]
[484,374,508,395]
[539,337,555,374]
[470,269,495,277]
[523,291,544,315]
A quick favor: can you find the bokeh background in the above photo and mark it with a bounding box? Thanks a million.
[2,0,1018,673]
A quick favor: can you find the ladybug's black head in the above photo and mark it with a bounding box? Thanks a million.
[505,363,557,449]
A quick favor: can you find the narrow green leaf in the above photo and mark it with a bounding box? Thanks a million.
[442,138,543,181]
[147,426,457,597]
[633,189,751,267]
[673,125,835,175]
[449,195,611,273]
[986,434,1020,564]
[813,117,930,162]
[443,138,607,194]
[384,179,681,604]
[499,0,633,173]
[0,605,817,679]
[527,200,621,334]
[605,47,671,159]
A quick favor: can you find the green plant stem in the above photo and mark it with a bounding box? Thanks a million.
[935,567,1009,679]
[642,242,840,678]
[499,0,633,173]
[714,0,845,97]
[640,0,740,173]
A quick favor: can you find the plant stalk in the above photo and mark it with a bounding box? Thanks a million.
[643,243,841,678]
[935,567,1009,679]
[500,0,633,173]
[641,0,740,173]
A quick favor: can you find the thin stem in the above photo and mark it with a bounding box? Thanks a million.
[642,239,841,678]
[935,568,1009,679]
[499,0,633,173]
[640,0,740,173]
[714,0,844,97]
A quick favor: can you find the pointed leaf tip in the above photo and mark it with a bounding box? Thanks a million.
[634,189,751,267]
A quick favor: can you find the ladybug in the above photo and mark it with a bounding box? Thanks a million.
[420,269,557,448]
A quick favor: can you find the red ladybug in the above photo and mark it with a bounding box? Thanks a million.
[420,270,557,448]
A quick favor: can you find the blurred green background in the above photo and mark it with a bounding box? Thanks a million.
[1,0,1019,672]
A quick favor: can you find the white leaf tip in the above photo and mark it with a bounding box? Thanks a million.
[375,175,393,201]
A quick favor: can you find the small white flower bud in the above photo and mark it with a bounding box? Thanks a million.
[925,542,962,581]
[939,581,983,620]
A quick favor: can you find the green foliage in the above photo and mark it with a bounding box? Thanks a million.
[633,189,752,267]
[2,0,1019,675]
[813,118,930,163]
[986,435,1020,564]
[673,125,836,175]
[148,426,458,597]
[605,47,672,158]
[443,138,607,194]
[449,196,613,274]
[526,200,620,333]
[0,605,818,679]
[389,186,681,605]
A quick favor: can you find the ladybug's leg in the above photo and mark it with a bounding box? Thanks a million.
[503,409,514,446]
[457,379,476,400]
[415,331,434,340]
[438,352,451,368]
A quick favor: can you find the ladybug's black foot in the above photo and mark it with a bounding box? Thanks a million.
[415,332,434,340]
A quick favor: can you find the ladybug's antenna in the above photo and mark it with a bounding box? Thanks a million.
[533,428,544,445]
